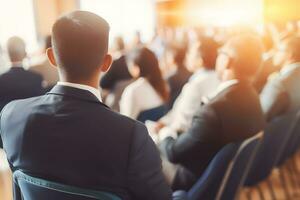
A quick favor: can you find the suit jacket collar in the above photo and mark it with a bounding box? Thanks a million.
[201,80,250,106]
[47,85,109,108]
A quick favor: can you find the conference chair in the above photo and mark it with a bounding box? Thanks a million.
[172,133,262,200]
[276,110,300,164]
[137,105,167,123]
[215,132,263,200]
[243,111,299,200]
[13,170,121,200]
[172,142,240,200]
[274,110,300,198]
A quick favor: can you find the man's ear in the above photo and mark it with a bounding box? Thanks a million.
[100,54,112,73]
[46,48,57,67]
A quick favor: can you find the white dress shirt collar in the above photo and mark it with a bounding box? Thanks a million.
[203,79,239,104]
[215,79,239,95]
[57,82,102,102]
[11,61,23,68]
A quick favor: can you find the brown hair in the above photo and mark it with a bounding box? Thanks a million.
[133,47,169,102]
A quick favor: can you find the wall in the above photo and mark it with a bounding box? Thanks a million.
[33,0,79,39]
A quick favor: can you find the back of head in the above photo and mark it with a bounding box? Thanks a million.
[173,47,186,67]
[282,35,300,62]
[227,34,264,78]
[7,36,26,63]
[114,36,125,51]
[52,11,109,80]
[198,37,219,70]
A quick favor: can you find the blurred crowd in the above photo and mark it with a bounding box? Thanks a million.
[1,18,300,191]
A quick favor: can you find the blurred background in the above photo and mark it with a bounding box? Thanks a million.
[0,0,299,74]
[1,0,300,199]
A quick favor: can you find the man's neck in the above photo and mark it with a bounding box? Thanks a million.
[11,61,23,67]
[60,78,100,90]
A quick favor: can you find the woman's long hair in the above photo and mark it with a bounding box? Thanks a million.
[133,47,169,102]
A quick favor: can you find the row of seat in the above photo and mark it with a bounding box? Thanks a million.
[12,110,300,200]
[174,109,300,200]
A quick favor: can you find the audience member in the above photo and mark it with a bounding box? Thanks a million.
[159,34,265,190]
[100,36,133,111]
[30,35,59,88]
[120,47,169,119]
[155,37,220,134]
[260,35,300,121]
[166,47,192,108]
[0,36,44,111]
[100,36,132,90]
[0,11,171,200]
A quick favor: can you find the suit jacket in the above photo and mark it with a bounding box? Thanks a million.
[166,66,192,109]
[100,55,132,90]
[0,67,44,111]
[260,63,300,121]
[160,80,265,190]
[0,85,172,200]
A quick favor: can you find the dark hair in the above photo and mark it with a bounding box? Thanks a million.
[52,11,109,80]
[198,37,219,70]
[133,47,169,102]
[173,47,186,67]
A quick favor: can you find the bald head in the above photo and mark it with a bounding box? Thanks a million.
[217,34,264,80]
[7,36,26,63]
[49,11,110,81]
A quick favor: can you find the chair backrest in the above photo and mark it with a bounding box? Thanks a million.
[215,132,263,200]
[13,170,122,200]
[137,105,167,123]
[288,110,300,156]
[244,111,299,186]
[277,110,300,164]
[186,142,241,200]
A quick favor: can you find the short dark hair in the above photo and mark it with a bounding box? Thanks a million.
[173,47,186,67]
[52,11,110,80]
[198,37,219,70]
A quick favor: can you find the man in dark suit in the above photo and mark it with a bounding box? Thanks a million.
[0,37,44,111]
[0,11,171,200]
[159,34,265,190]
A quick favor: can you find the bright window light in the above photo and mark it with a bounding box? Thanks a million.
[0,0,37,53]
[80,0,156,44]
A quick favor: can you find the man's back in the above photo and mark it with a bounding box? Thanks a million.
[0,67,44,110]
[0,85,171,200]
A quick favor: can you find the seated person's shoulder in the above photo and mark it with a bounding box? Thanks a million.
[1,96,44,120]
